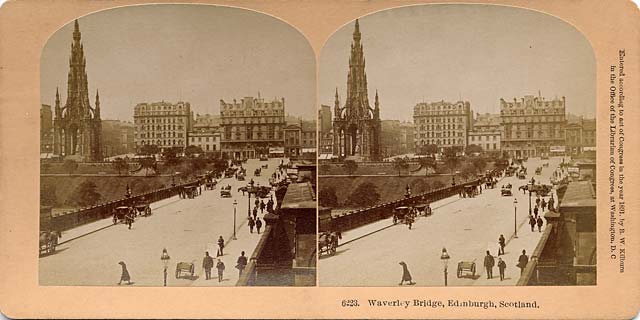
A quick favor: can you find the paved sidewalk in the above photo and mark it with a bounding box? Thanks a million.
[58,195,183,244]
[338,195,464,246]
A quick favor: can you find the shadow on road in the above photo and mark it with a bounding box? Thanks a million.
[39,247,70,258]
[319,247,351,260]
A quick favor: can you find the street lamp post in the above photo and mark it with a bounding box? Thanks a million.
[440,248,450,286]
[513,198,518,238]
[233,200,238,240]
[160,248,170,287]
[528,190,532,216]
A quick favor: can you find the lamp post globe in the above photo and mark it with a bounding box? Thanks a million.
[440,248,450,286]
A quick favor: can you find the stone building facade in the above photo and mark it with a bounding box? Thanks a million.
[468,113,501,153]
[500,94,566,158]
[413,100,473,153]
[133,101,193,153]
[565,118,595,156]
[220,96,285,159]
[52,20,102,161]
[332,20,382,161]
[188,128,221,155]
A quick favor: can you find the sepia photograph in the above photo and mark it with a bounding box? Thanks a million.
[38,4,317,287]
[317,4,596,287]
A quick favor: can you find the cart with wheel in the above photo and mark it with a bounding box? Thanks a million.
[134,203,151,217]
[175,262,195,278]
[457,261,476,278]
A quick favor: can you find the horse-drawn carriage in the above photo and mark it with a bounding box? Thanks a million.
[184,186,199,199]
[517,171,527,179]
[255,186,271,198]
[205,180,217,190]
[39,230,60,255]
[462,185,478,198]
[535,167,542,175]
[393,206,416,225]
[485,179,497,189]
[254,168,261,176]
[113,206,134,224]
[414,203,432,216]
[134,202,152,217]
[261,163,268,169]
[224,168,236,178]
[318,231,341,256]
[220,185,232,198]
[501,184,513,196]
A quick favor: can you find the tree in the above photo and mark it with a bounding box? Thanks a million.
[318,186,339,207]
[190,157,207,172]
[418,156,437,176]
[67,180,102,207]
[138,157,158,176]
[112,158,128,175]
[393,158,409,176]
[345,182,380,207]
[465,144,483,155]
[63,159,79,174]
[342,160,358,176]
[471,157,487,173]
[184,145,204,158]
[443,148,460,173]
[419,144,438,155]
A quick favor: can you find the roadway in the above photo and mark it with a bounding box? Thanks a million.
[319,156,564,287]
[39,157,285,287]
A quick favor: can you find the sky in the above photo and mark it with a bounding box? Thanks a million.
[319,4,596,122]
[40,4,316,121]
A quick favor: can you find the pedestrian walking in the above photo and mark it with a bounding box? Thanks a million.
[535,197,541,207]
[260,200,266,213]
[217,236,225,256]
[529,215,536,232]
[498,257,507,281]
[253,207,258,220]
[126,212,133,230]
[398,261,415,285]
[517,250,529,274]
[236,251,248,277]
[248,217,255,233]
[483,251,495,279]
[255,217,263,234]
[202,251,214,280]
[498,234,506,255]
[536,216,544,232]
[118,261,131,285]
[255,199,260,207]
[216,259,225,282]
[534,206,539,219]
[541,198,547,211]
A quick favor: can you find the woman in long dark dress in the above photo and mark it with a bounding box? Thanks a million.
[398,261,415,285]
[118,261,131,285]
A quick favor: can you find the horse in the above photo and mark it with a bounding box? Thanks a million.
[318,231,342,256]
[237,186,248,195]
[39,230,61,255]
